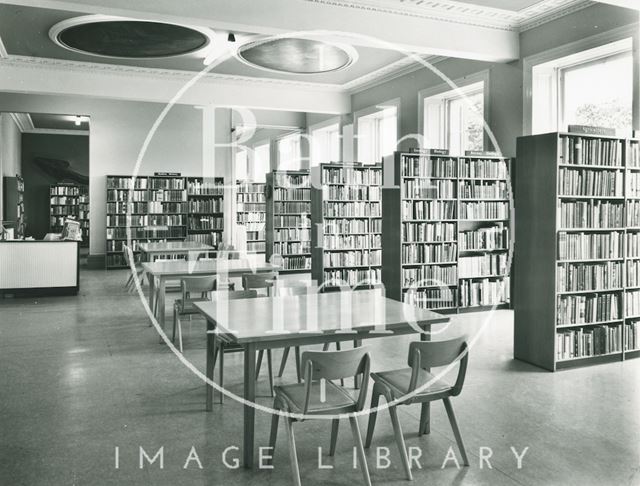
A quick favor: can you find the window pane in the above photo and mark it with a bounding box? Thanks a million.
[253,144,269,182]
[235,149,248,181]
[563,53,632,134]
[464,91,484,151]
[277,134,301,170]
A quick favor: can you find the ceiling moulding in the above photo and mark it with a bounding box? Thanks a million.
[9,112,34,132]
[343,55,446,94]
[303,0,594,32]
[0,55,345,92]
[24,128,90,136]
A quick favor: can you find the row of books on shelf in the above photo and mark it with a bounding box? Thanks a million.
[188,199,222,213]
[628,173,640,197]
[627,260,640,287]
[106,201,188,214]
[273,228,311,241]
[557,231,622,261]
[458,181,508,200]
[50,196,78,205]
[557,168,623,197]
[247,241,265,253]
[322,202,381,218]
[458,226,509,251]
[323,234,381,250]
[322,185,381,201]
[627,201,640,226]
[403,179,456,199]
[189,216,223,231]
[321,167,382,186]
[626,232,640,257]
[630,143,640,168]
[560,136,623,167]
[237,194,265,203]
[403,200,456,220]
[237,212,265,224]
[323,250,382,268]
[274,202,310,214]
[274,188,310,201]
[459,278,510,308]
[459,254,507,278]
[107,215,184,227]
[626,290,640,317]
[51,185,84,196]
[558,200,623,228]
[273,242,310,255]
[403,222,456,243]
[237,182,266,193]
[187,233,222,247]
[187,179,223,195]
[107,189,187,202]
[556,292,620,325]
[626,320,639,351]
[459,202,508,220]
[273,174,309,188]
[51,207,79,216]
[401,156,509,179]
[556,261,623,292]
[402,243,457,265]
[403,287,456,310]
[237,202,265,212]
[106,227,187,240]
[245,229,264,240]
[107,177,185,190]
[403,265,457,288]
[324,218,382,234]
[273,215,310,228]
[556,325,622,361]
[324,268,381,287]
[277,255,311,271]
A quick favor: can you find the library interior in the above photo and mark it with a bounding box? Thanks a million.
[0,1,639,485]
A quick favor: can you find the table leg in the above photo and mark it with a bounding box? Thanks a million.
[206,320,215,411]
[147,272,155,319]
[244,343,257,469]
[157,277,166,343]
[421,324,430,434]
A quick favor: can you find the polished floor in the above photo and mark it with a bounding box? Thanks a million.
[1,269,639,486]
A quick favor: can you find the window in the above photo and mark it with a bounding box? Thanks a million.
[356,104,398,164]
[251,143,270,182]
[532,38,633,136]
[423,81,485,154]
[310,123,340,166]
[235,148,248,181]
[277,132,301,170]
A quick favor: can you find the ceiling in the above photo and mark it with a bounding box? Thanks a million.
[450,0,549,11]
[30,113,89,131]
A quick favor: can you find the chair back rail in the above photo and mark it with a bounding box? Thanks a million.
[407,338,468,396]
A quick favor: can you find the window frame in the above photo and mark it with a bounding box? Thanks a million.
[354,98,400,164]
[309,117,341,166]
[275,131,303,171]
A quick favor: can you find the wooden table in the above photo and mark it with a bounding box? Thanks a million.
[142,259,280,332]
[138,241,215,261]
[195,289,449,469]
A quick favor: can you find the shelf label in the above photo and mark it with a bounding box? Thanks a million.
[568,125,616,136]
[154,172,182,177]
[409,148,449,155]
[464,150,501,157]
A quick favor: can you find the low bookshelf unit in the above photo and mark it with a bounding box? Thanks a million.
[515,131,640,371]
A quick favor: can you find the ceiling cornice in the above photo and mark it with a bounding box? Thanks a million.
[24,128,90,136]
[9,112,34,132]
[302,0,595,32]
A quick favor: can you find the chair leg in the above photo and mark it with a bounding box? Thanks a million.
[278,347,290,378]
[365,384,382,448]
[419,403,430,436]
[267,402,281,466]
[322,342,330,351]
[348,416,372,486]
[256,350,264,378]
[172,307,177,344]
[284,419,302,486]
[267,350,274,397]
[443,398,469,467]
[125,273,134,291]
[177,318,183,353]
[294,346,301,383]
[218,344,224,404]
[329,418,339,456]
[388,405,413,481]
[353,340,360,389]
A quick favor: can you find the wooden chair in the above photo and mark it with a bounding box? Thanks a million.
[197,256,235,290]
[122,244,145,292]
[267,347,372,486]
[241,272,279,397]
[365,337,469,480]
[172,276,216,352]
[210,289,260,403]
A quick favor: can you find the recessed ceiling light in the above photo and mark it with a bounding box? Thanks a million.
[49,15,215,59]
[236,37,358,75]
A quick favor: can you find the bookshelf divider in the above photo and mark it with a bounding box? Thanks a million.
[236,181,266,254]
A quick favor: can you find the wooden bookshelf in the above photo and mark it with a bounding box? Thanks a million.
[50,183,89,246]
[515,132,640,371]
[311,162,382,290]
[3,175,25,239]
[265,170,311,273]
[186,177,224,247]
[105,175,188,269]
[381,151,511,312]
[236,181,266,254]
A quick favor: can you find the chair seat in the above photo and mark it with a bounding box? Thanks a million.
[275,380,357,414]
[371,368,452,400]
[175,298,210,314]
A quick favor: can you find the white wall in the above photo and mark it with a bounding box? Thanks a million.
[0,93,208,256]
[0,113,22,220]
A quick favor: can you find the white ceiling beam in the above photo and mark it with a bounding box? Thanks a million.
[593,0,640,10]
[1,0,519,62]
[0,56,350,114]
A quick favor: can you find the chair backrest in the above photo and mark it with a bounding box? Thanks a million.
[407,337,469,396]
[242,272,278,290]
[300,347,371,412]
[223,289,258,300]
[122,244,131,266]
[181,276,216,299]
[272,280,318,297]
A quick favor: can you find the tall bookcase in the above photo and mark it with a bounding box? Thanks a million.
[515,131,640,371]
[106,175,188,269]
[186,177,224,247]
[381,150,511,312]
[3,175,25,239]
[237,181,266,254]
[265,170,311,273]
[311,163,382,290]
[50,183,89,246]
